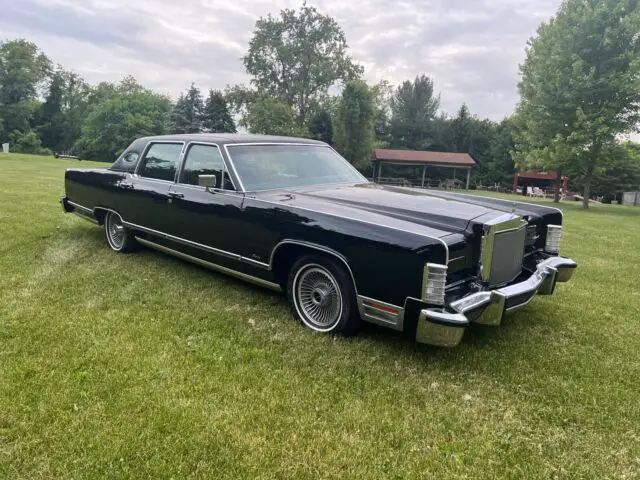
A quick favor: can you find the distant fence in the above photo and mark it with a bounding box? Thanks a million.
[622,192,640,206]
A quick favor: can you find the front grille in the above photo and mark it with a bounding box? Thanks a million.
[487,225,526,285]
[479,215,527,287]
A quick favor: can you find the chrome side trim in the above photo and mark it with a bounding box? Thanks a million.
[68,200,93,214]
[123,220,271,269]
[269,239,358,294]
[135,237,281,292]
[357,295,404,331]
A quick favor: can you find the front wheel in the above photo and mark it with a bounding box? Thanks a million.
[287,254,360,335]
[104,211,137,252]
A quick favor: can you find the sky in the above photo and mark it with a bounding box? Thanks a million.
[2,0,563,120]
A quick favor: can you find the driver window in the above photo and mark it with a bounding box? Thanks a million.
[180,144,233,190]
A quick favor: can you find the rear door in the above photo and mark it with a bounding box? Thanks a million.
[121,141,184,232]
[165,142,246,265]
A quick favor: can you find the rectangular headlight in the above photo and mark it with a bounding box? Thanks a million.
[423,263,448,305]
[545,225,563,254]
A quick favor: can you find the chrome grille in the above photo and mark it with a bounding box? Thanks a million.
[487,225,526,285]
[479,214,528,287]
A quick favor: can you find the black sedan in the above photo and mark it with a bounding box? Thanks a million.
[62,134,577,347]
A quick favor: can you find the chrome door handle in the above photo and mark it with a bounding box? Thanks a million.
[168,192,184,199]
[120,181,134,189]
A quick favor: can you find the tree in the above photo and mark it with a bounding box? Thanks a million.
[574,141,640,202]
[0,39,51,138]
[243,3,362,127]
[333,80,375,169]
[514,0,640,208]
[169,84,204,134]
[308,108,333,144]
[451,104,474,153]
[389,75,440,149]
[202,90,236,133]
[76,87,171,160]
[245,97,308,137]
[487,118,517,188]
[36,67,90,152]
[371,80,393,147]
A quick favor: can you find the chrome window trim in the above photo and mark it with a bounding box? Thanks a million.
[178,141,239,192]
[170,182,245,199]
[135,140,186,182]
[222,142,368,194]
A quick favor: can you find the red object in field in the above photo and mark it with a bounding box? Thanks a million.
[513,171,569,194]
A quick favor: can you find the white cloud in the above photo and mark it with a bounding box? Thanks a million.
[1,0,562,117]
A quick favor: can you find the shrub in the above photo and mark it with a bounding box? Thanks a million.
[8,130,46,154]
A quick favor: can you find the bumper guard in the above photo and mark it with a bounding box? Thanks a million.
[416,256,577,347]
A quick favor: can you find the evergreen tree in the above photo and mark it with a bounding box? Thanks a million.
[334,80,375,168]
[389,75,440,150]
[202,90,236,133]
[169,84,204,134]
[308,109,333,145]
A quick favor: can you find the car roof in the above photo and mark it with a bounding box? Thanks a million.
[137,133,326,145]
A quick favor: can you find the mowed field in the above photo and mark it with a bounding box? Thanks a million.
[1,153,639,479]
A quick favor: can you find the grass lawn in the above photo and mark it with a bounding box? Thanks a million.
[1,153,639,479]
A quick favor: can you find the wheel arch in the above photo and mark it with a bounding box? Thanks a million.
[93,206,118,225]
[270,240,359,294]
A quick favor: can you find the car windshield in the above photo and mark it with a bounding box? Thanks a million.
[225,144,367,191]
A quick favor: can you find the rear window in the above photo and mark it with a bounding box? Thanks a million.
[111,151,140,172]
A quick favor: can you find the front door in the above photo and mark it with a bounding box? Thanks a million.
[165,143,247,269]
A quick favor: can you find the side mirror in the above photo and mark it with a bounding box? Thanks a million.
[198,174,217,191]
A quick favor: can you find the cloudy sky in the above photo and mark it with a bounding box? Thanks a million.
[1,0,563,120]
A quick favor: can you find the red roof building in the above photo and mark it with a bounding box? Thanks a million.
[513,171,568,194]
[371,149,476,188]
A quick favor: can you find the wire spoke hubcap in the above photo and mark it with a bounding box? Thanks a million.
[107,214,126,249]
[296,266,342,329]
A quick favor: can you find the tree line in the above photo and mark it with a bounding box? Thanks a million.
[1,1,638,207]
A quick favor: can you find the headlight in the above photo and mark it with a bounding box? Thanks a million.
[545,225,563,254]
[423,263,447,305]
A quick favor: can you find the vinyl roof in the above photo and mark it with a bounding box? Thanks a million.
[138,133,326,145]
[372,149,476,167]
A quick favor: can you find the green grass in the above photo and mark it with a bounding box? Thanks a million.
[1,153,639,479]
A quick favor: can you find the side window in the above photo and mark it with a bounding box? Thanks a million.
[111,151,140,172]
[139,143,183,181]
[180,144,233,190]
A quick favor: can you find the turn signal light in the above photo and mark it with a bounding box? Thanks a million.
[545,225,563,254]
[423,263,448,305]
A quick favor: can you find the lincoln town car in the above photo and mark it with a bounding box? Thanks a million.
[61,134,577,347]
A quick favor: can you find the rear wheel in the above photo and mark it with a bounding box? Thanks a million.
[104,211,137,252]
[287,254,360,335]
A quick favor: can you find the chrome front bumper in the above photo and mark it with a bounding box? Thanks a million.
[416,256,577,347]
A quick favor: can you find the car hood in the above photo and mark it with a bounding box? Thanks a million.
[254,183,497,235]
